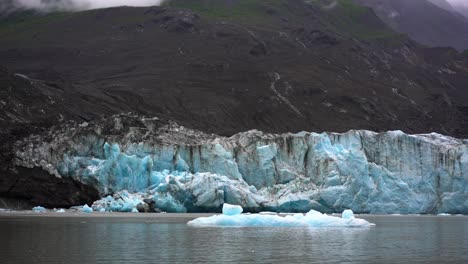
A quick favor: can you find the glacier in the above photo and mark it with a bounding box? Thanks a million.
[12,114,468,214]
[188,204,374,227]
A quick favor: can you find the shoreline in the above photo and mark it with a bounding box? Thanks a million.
[0,211,466,219]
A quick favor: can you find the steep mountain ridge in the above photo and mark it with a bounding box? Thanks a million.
[0,0,467,138]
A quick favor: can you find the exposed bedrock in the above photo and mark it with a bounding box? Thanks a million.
[10,114,468,214]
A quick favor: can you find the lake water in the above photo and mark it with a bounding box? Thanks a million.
[0,213,467,264]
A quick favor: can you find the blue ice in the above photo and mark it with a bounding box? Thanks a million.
[82,204,93,213]
[222,203,243,215]
[91,190,144,212]
[32,206,46,212]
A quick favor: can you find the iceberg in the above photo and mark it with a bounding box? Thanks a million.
[82,204,93,213]
[188,205,374,227]
[13,114,468,214]
[32,206,46,212]
[55,209,66,213]
[342,209,355,219]
[222,203,243,216]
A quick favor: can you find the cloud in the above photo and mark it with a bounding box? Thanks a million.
[2,0,165,12]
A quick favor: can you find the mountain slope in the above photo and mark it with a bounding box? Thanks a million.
[0,0,467,138]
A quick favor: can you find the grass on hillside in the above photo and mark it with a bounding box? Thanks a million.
[0,11,72,37]
[0,11,74,36]
[163,0,283,20]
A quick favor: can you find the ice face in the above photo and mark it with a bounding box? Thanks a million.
[222,203,243,216]
[13,115,468,214]
[91,191,144,212]
[188,207,374,227]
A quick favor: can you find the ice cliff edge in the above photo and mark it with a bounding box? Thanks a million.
[11,114,468,214]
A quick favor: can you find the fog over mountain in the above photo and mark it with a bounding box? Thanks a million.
[1,0,164,12]
[447,0,468,18]
[429,0,456,12]
[447,0,468,7]
[354,0,468,51]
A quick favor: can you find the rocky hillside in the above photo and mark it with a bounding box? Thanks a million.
[0,0,467,138]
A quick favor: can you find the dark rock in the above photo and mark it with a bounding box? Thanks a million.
[0,166,99,208]
[136,202,150,213]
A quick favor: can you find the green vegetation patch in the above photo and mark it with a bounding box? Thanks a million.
[163,0,283,20]
[0,11,72,37]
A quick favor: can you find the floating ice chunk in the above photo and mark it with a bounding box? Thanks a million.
[56,209,66,213]
[131,208,139,213]
[188,208,374,227]
[32,206,46,212]
[342,209,355,219]
[222,203,243,216]
[437,213,450,216]
[82,204,93,213]
[99,208,106,212]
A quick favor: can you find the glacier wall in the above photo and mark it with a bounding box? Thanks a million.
[13,114,468,214]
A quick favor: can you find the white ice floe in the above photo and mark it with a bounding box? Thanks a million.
[188,205,374,227]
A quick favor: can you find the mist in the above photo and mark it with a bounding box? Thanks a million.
[1,0,165,12]
[447,0,468,7]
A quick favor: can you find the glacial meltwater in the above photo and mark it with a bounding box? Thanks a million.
[0,214,467,264]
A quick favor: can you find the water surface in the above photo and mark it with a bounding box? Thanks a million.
[0,213,466,263]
